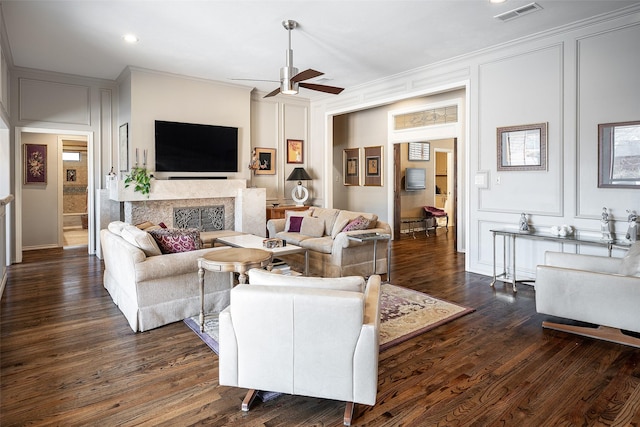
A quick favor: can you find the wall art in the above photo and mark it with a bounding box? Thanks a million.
[24,143,47,184]
[286,139,303,164]
[497,122,547,171]
[254,147,276,175]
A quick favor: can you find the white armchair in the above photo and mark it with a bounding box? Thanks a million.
[219,268,381,426]
[535,243,640,348]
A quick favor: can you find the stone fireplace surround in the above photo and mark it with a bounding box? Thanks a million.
[109,179,266,237]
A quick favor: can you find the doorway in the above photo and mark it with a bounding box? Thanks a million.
[434,148,454,225]
[61,137,88,247]
[393,138,457,246]
[14,128,94,262]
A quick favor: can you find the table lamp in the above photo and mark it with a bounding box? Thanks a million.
[286,167,312,206]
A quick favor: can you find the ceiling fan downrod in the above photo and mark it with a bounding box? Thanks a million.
[280,19,299,94]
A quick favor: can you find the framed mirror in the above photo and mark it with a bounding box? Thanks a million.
[497,122,547,171]
[598,120,640,188]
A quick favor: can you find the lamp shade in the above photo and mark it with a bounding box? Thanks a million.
[286,167,312,181]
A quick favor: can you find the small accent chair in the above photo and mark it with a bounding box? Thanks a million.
[423,206,448,235]
[535,242,640,348]
[219,268,382,426]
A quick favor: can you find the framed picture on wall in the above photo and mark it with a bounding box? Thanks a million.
[364,145,383,186]
[24,143,47,184]
[254,147,276,175]
[497,122,548,171]
[343,148,360,186]
[598,120,640,188]
[286,139,303,164]
[408,142,430,161]
[66,169,77,182]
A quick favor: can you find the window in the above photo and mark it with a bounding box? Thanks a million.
[62,151,81,162]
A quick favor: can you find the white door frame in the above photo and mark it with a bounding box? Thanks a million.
[14,127,94,262]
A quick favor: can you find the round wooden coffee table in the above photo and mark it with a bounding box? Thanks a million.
[197,248,272,331]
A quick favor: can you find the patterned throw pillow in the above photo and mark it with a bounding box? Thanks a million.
[342,215,371,232]
[149,228,202,254]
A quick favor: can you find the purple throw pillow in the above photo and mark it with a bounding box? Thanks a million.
[288,216,304,232]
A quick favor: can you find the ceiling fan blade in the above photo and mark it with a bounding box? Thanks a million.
[299,82,344,95]
[291,69,324,83]
[264,87,282,98]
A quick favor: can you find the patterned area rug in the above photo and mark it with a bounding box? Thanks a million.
[184,283,474,353]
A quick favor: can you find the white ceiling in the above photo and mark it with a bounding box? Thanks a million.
[2,1,638,98]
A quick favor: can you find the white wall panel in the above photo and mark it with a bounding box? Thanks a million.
[477,45,564,216]
[251,99,279,200]
[576,23,640,223]
[19,79,90,125]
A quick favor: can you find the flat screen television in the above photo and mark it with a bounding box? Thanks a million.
[155,120,238,173]
[405,167,426,191]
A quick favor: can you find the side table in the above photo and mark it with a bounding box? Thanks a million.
[346,232,392,282]
[197,248,272,331]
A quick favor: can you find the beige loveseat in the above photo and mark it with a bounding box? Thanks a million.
[100,222,232,332]
[266,207,391,278]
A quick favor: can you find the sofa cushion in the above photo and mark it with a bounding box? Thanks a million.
[248,268,365,292]
[120,225,162,257]
[331,211,379,238]
[284,209,311,232]
[300,216,325,237]
[342,215,371,232]
[620,242,640,277]
[149,228,202,254]
[107,221,128,236]
[299,236,333,254]
[309,207,339,236]
[275,231,314,246]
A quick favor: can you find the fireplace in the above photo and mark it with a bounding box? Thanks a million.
[108,179,266,237]
[173,205,225,231]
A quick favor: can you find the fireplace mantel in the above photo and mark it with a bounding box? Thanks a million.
[109,179,247,202]
[107,179,267,237]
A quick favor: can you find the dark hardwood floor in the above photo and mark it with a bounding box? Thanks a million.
[2,229,639,426]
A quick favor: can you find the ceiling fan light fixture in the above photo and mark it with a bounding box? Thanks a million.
[280,64,299,95]
[281,83,299,95]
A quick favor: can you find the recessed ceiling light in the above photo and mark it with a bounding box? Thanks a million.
[122,34,139,44]
[490,0,507,3]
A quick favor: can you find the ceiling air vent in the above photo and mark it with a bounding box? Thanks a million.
[494,2,543,22]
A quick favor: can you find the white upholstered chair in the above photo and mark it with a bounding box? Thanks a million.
[218,268,381,426]
[535,242,640,348]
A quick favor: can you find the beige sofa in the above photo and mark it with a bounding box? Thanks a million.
[267,207,391,278]
[100,222,233,332]
[219,268,381,425]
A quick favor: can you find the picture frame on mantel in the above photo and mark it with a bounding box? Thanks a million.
[254,147,276,175]
[598,120,640,188]
[497,122,547,171]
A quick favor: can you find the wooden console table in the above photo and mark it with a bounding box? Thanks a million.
[266,205,309,220]
[490,228,630,293]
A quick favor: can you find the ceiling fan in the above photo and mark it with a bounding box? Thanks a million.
[237,20,344,98]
